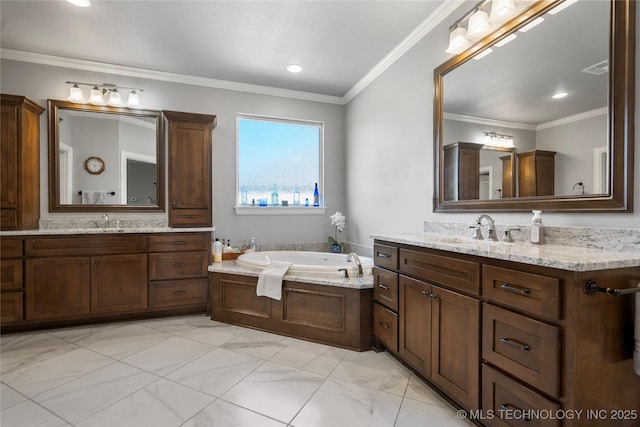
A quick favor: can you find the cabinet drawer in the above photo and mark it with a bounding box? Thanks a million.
[149,251,209,280]
[373,267,398,311]
[1,238,22,258]
[25,235,147,257]
[482,364,560,427]
[1,291,23,323]
[399,248,480,295]
[149,278,208,309]
[149,233,209,252]
[1,259,23,290]
[373,243,398,270]
[169,209,211,227]
[374,302,398,352]
[483,304,560,398]
[483,265,560,320]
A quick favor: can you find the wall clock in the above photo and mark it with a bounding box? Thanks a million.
[84,156,105,174]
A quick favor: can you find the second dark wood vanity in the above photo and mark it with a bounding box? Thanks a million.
[372,237,640,427]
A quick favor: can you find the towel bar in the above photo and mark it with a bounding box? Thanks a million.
[78,191,116,195]
[585,280,640,296]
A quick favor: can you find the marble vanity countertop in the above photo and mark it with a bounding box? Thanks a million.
[0,227,215,236]
[371,233,640,272]
[208,261,374,290]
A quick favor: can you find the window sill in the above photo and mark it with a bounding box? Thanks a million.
[234,206,327,216]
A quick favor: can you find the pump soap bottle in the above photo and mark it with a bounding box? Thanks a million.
[530,210,544,245]
[213,238,223,262]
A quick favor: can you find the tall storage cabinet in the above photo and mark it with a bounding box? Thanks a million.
[164,110,217,227]
[1,95,44,230]
[517,150,556,197]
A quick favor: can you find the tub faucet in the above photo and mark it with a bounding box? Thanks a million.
[476,214,498,241]
[346,253,363,277]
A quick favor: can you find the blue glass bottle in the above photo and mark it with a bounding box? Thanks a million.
[313,183,319,207]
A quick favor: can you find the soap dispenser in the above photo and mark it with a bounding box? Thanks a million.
[530,210,544,245]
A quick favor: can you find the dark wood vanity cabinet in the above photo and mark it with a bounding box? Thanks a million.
[374,239,640,426]
[165,110,217,227]
[1,231,211,330]
[1,95,44,231]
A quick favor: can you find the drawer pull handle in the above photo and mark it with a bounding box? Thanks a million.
[173,263,186,268]
[379,322,391,329]
[181,215,197,219]
[376,252,391,259]
[173,290,187,295]
[501,283,530,296]
[500,403,530,421]
[378,284,390,290]
[172,241,186,245]
[500,337,530,351]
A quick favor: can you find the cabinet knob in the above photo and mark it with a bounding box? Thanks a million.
[430,293,437,299]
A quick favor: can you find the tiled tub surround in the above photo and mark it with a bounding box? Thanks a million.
[209,262,374,351]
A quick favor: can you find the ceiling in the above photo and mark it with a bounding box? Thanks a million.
[0,0,447,99]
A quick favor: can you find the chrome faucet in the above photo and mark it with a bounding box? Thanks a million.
[346,252,363,277]
[476,214,498,241]
[102,213,110,228]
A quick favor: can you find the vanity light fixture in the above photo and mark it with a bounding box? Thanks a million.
[65,81,144,108]
[445,0,538,55]
[482,131,514,148]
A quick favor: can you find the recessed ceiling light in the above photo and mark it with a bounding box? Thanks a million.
[67,0,92,7]
[286,64,303,74]
[552,92,569,99]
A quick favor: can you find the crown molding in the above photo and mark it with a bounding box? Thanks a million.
[0,48,344,105]
[444,112,537,131]
[342,0,466,104]
[2,0,463,107]
[536,107,607,130]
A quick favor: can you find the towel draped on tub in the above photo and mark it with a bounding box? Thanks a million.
[256,261,292,300]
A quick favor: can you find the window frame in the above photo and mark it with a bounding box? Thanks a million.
[234,113,326,216]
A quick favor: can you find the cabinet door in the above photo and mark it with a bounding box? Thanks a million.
[91,254,148,314]
[431,285,480,411]
[0,105,18,214]
[26,257,90,320]
[166,111,216,227]
[399,275,431,376]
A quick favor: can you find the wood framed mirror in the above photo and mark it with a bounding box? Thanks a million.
[48,100,165,212]
[434,0,634,212]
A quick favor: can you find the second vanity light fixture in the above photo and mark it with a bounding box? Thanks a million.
[66,81,144,108]
[482,131,514,148]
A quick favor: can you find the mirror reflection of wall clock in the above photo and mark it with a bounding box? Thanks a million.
[84,156,105,174]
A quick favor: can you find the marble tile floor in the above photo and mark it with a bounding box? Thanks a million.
[1,315,474,427]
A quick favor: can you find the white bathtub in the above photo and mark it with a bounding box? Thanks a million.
[235,251,373,279]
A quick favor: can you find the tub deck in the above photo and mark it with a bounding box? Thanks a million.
[208,262,374,351]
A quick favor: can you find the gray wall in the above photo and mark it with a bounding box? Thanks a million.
[344,7,640,249]
[0,59,346,247]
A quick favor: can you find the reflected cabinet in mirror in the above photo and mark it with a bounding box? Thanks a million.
[48,100,165,212]
[434,0,634,212]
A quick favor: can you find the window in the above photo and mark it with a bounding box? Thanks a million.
[236,114,324,214]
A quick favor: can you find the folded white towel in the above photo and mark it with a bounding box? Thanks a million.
[256,261,292,300]
[634,284,640,376]
[81,191,111,205]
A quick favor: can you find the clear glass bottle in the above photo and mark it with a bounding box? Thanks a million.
[271,185,279,206]
[293,188,300,206]
[240,186,248,205]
